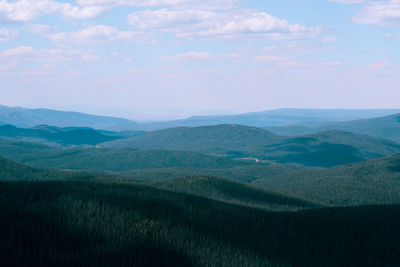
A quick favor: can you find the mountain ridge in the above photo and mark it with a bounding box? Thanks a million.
[0,105,137,130]
[253,154,400,206]
[2,105,400,131]
[265,113,400,143]
[102,125,400,167]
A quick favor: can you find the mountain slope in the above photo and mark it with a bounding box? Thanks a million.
[0,156,105,181]
[102,124,284,158]
[1,181,400,266]
[265,113,400,143]
[316,113,400,143]
[0,139,250,171]
[0,105,137,130]
[28,149,251,171]
[102,125,400,167]
[122,164,310,183]
[262,130,400,167]
[253,154,400,206]
[150,176,317,211]
[0,124,122,146]
[132,108,400,131]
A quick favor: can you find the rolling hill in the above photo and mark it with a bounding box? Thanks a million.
[2,105,399,132]
[0,124,123,146]
[130,108,400,131]
[150,176,317,211]
[27,149,251,171]
[102,125,400,167]
[265,113,400,143]
[102,124,284,158]
[1,181,399,266]
[0,156,109,182]
[0,139,251,172]
[1,127,400,266]
[121,164,310,183]
[262,130,400,167]
[0,105,137,130]
[253,154,400,206]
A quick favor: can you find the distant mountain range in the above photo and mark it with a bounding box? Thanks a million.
[133,108,400,131]
[0,105,137,130]
[1,104,400,168]
[1,105,400,131]
[264,113,400,143]
[1,121,400,168]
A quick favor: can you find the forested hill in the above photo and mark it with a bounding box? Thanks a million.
[253,154,400,206]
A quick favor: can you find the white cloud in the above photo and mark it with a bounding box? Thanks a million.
[160,51,238,61]
[24,24,52,34]
[161,48,342,72]
[331,0,400,26]
[76,0,238,10]
[128,8,321,41]
[322,35,339,43]
[1,45,99,62]
[27,24,148,45]
[47,25,138,44]
[2,46,34,56]
[354,0,400,26]
[0,0,239,24]
[0,0,109,22]
[0,28,18,42]
[276,60,341,68]
[54,3,109,20]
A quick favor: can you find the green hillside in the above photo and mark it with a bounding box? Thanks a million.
[1,181,399,266]
[0,156,107,182]
[265,113,400,143]
[0,138,309,182]
[0,105,137,130]
[102,125,400,167]
[317,113,400,143]
[0,139,250,172]
[28,149,251,171]
[253,154,400,206]
[150,176,317,211]
[0,156,55,181]
[0,138,64,162]
[262,130,400,167]
[264,125,315,136]
[122,164,309,183]
[0,124,123,146]
[102,124,284,157]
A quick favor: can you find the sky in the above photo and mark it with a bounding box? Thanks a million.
[1,0,400,120]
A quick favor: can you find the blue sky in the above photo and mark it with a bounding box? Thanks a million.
[1,0,400,120]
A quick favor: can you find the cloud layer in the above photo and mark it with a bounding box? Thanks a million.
[128,8,321,41]
[0,0,109,22]
[0,28,18,42]
[331,0,400,26]
[27,24,145,45]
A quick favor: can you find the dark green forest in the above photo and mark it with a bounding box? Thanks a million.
[1,181,400,267]
[1,114,400,266]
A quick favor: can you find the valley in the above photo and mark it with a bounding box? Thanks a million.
[1,107,400,266]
